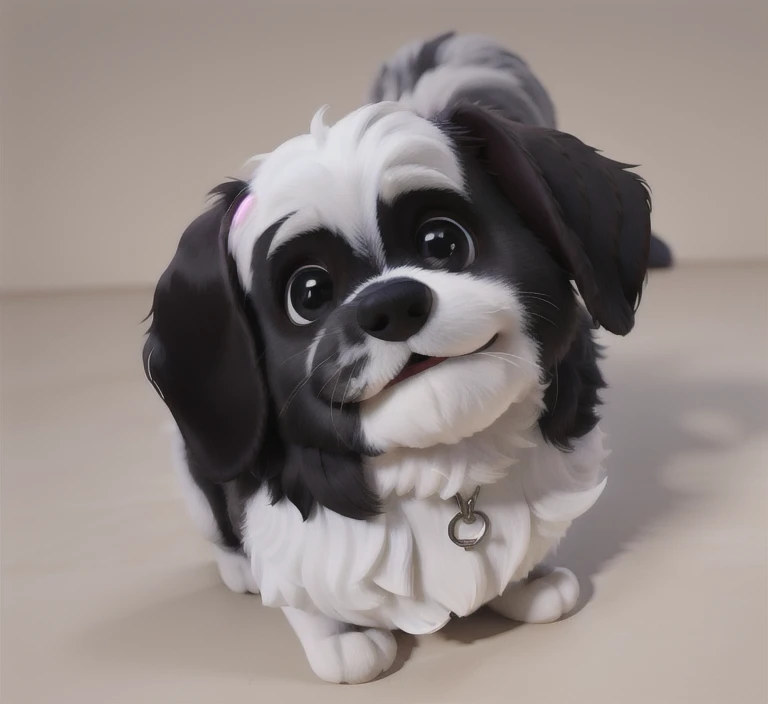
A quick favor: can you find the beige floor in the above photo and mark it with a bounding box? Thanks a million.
[1,265,767,703]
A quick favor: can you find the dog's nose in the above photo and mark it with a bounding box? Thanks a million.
[356,278,433,342]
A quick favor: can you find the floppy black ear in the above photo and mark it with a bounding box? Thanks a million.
[448,104,652,335]
[142,180,267,483]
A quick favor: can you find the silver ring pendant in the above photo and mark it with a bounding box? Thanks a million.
[448,509,490,550]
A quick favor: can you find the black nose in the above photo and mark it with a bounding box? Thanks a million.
[356,278,433,342]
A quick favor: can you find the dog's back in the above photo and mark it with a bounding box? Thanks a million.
[369,31,556,128]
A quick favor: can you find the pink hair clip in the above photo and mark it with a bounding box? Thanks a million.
[232,194,255,229]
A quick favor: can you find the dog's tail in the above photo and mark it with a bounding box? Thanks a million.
[368,32,557,129]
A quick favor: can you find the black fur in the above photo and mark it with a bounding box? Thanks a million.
[538,313,607,449]
[441,104,650,445]
[142,180,266,486]
[410,31,456,86]
[369,31,455,102]
[186,451,242,550]
[143,182,380,535]
[445,103,651,336]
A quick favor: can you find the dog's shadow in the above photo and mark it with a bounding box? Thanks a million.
[77,568,308,681]
[79,357,767,679]
[440,354,768,644]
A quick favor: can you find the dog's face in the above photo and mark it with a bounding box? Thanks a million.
[144,102,650,520]
[229,105,567,454]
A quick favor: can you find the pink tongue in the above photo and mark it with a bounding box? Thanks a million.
[386,356,447,388]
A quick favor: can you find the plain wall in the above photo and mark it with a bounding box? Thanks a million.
[1,0,767,292]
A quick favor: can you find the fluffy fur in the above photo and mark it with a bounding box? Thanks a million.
[143,32,652,683]
[370,32,557,128]
[229,103,465,284]
[245,425,609,631]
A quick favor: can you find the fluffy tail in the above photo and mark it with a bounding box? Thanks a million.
[369,32,556,129]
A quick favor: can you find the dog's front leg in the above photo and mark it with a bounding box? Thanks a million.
[489,566,580,624]
[282,607,397,684]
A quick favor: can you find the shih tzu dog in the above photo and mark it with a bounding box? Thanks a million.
[143,32,652,683]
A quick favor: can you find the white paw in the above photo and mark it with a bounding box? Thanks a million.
[213,546,259,594]
[490,566,580,624]
[306,627,397,684]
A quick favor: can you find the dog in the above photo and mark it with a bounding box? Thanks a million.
[143,32,651,683]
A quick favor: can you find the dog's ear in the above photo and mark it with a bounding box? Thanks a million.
[447,104,651,335]
[142,181,267,483]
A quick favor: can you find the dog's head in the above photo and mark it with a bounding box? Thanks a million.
[143,102,650,519]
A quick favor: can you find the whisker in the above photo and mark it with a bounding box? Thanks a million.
[479,350,542,371]
[516,291,562,312]
[329,367,351,450]
[316,367,340,397]
[274,347,313,372]
[331,365,343,406]
[525,310,557,327]
[476,352,521,369]
[278,352,334,418]
[275,330,337,373]
[330,357,366,452]
[339,358,361,409]
[516,290,556,301]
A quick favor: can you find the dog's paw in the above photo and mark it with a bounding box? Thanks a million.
[490,566,579,624]
[306,627,397,684]
[213,546,259,594]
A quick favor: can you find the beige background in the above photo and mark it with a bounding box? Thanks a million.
[1,0,767,292]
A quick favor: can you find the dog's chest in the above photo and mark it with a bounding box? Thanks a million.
[243,425,607,633]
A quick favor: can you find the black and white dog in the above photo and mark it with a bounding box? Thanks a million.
[143,33,651,683]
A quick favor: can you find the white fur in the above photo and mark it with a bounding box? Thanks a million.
[228,103,465,287]
[367,394,543,502]
[282,607,397,684]
[214,546,260,594]
[303,265,542,453]
[243,423,608,640]
[169,398,608,682]
[489,566,580,623]
[358,267,539,451]
[375,33,554,128]
[400,65,525,117]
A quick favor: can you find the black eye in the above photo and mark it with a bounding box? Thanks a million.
[415,217,476,271]
[285,265,334,325]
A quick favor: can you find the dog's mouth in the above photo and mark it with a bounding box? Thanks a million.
[385,334,498,389]
[385,353,446,389]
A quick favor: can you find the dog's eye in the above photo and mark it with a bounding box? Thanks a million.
[285,265,334,325]
[415,217,476,271]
